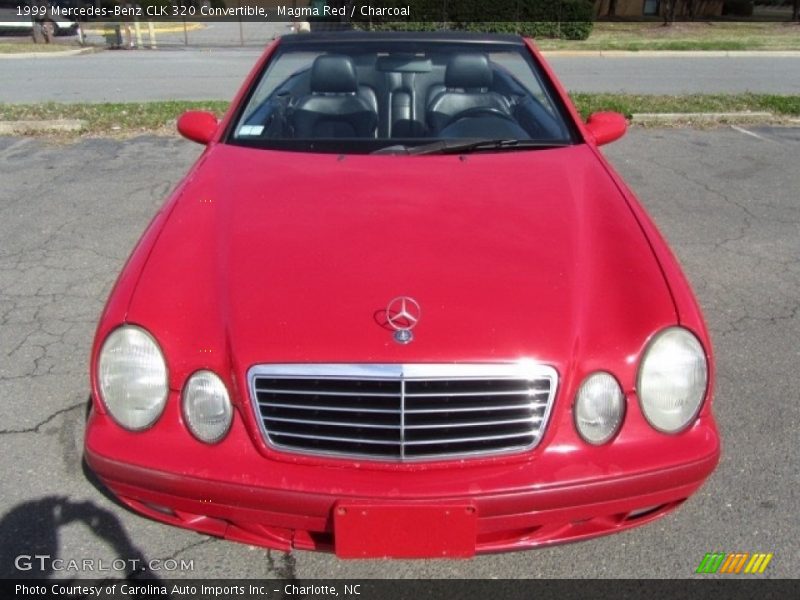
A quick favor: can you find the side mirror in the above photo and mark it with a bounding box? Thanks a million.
[177,110,218,145]
[585,112,627,146]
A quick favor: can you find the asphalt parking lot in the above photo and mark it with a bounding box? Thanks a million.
[0,126,798,579]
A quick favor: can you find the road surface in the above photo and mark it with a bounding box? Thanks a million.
[1,47,799,103]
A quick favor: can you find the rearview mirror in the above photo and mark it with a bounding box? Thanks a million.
[585,112,627,146]
[177,111,218,145]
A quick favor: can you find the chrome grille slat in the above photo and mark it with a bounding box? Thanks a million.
[403,432,535,445]
[264,415,400,430]
[249,363,558,461]
[404,404,545,414]
[258,402,401,414]
[403,390,547,398]
[404,417,540,429]
[268,430,400,445]
[256,388,400,398]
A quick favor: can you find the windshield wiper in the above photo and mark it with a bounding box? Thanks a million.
[401,139,570,156]
[370,139,570,156]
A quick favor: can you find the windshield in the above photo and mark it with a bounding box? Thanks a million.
[228,38,576,154]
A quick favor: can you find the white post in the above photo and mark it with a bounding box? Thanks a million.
[134,17,142,48]
[148,20,156,49]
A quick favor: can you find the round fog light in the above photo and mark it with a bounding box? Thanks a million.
[182,370,233,443]
[575,371,625,445]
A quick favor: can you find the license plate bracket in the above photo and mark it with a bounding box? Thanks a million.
[333,502,477,558]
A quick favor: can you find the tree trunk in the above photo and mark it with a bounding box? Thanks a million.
[607,0,617,17]
[662,0,678,26]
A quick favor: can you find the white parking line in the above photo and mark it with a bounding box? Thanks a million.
[731,125,769,141]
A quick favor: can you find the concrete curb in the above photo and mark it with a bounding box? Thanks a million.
[0,47,96,59]
[84,22,207,35]
[0,120,87,134]
[631,111,775,123]
[542,50,800,58]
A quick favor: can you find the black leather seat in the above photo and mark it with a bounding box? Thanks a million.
[426,54,512,134]
[291,55,378,138]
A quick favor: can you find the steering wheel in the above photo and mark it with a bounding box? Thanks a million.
[444,107,515,129]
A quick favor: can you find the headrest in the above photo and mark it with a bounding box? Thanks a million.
[445,53,493,89]
[311,55,358,94]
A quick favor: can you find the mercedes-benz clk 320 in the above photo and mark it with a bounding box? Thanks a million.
[84,32,720,558]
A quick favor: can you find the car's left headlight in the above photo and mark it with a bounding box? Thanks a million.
[97,325,168,431]
[574,372,625,445]
[638,327,708,433]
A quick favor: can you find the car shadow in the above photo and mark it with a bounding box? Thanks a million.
[0,496,162,581]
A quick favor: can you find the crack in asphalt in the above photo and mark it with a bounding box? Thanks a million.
[129,537,219,579]
[645,132,800,343]
[0,400,85,436]
[266,549,297,581]
[0,137,186,432]
[656,161,756,253]
[722,301,800,336]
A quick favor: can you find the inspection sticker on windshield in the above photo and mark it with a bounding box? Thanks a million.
[238,125,264,136]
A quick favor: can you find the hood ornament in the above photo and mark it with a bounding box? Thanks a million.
[386,296,421,344]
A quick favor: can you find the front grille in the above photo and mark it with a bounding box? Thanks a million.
[248,363,558,461]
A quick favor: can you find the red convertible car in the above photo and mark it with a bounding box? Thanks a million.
[85,32,720,558]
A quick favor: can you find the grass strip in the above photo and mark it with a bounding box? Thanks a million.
[536,22,800,52]
[570,93,800,120]
[0,101,230,135]
[0,95,798,136]
[0,42,81,54]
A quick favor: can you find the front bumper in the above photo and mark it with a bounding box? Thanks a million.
[85,397,720,557]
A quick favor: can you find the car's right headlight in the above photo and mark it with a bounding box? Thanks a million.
[182,370,233,444]
[97,325,169,431]
[638,327,708,433]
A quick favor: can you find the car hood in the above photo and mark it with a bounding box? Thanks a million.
[128,143,677,389]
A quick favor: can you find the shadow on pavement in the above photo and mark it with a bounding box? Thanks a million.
[0,496,161,580]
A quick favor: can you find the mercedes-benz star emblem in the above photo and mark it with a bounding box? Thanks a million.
[386,296,421,344]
